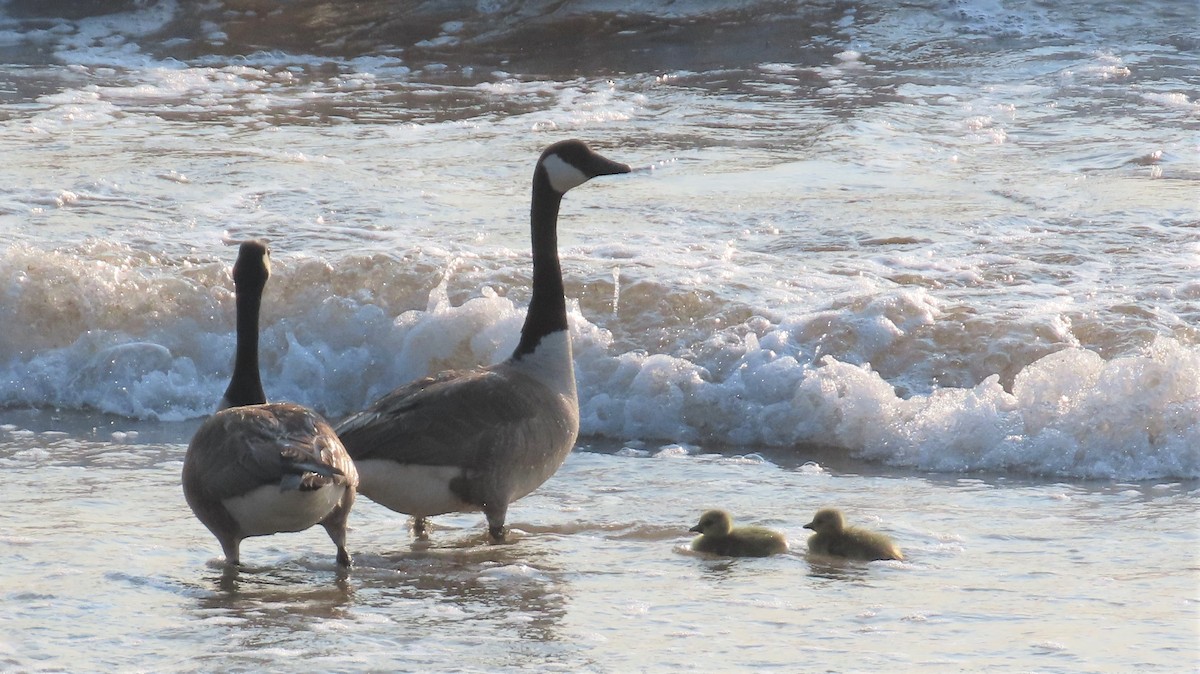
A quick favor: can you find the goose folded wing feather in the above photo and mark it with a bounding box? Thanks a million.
[338,369,550,467]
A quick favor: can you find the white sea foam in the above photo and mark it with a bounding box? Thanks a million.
[0,0,1195,485]
[0,4,1195,674]
[46,0,181,68]
[1141,92,1197,110]
[1,244,1197,479]
[477,563,549,583]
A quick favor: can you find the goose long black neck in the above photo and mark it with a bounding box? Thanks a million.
[513,172,567,360]
[222,275,268,408]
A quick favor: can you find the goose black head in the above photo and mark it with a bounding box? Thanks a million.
[232,240,271,291]
[536,139,631,195]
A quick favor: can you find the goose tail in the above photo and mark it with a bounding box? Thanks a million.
[279,460,345,491]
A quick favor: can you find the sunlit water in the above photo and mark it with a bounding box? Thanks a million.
[2,418,1196,672]
[1,0,1198,671]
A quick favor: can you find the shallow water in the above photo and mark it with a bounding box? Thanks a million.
[2,420,1197,673]
[1,0,1198,671]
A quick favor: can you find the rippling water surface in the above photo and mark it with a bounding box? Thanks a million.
[3,419,1196,672]
[1,0,1198,671]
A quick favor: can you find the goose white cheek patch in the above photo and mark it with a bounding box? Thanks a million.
[542,154,589,193]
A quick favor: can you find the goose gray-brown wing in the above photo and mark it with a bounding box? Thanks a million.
[335,367,573,470]
[252,402,355,490]
[188,403,350,502]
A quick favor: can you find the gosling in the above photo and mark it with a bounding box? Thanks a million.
[803,508,903,561]
[689,509,789,557]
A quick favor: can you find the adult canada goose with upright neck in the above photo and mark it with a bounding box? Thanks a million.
[336,139,631,541]
[182,241,358,567]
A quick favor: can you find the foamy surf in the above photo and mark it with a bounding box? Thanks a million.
[1,0,1197,486]
[2,3,1198,674]
[2,243,1197,480]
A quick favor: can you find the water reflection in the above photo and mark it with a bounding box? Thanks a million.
[692,556,739,581]
[352,535,569,645]
[197,563,355,619]
[803,555,875,582]
[171,563,362,670]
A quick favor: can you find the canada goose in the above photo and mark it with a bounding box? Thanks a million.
[336,139,630,541]
[804,508,903,562]
[689,509,789,557]
[182,241,358,567]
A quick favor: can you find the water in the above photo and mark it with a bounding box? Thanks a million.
[1,0,1198,671]
[3,419,1196,672]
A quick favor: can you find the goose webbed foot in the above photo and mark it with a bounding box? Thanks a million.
[411,516,430,539]
[217,565,241,592]
[484,505,509,543]
[220,540,242,568]
[487,523,508,543]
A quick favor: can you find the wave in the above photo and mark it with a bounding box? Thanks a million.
[2,241,1197,480]
[4,0,1166,72]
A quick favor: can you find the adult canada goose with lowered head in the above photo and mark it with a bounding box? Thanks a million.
[336,139,631,541]
[182,241,358,567]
